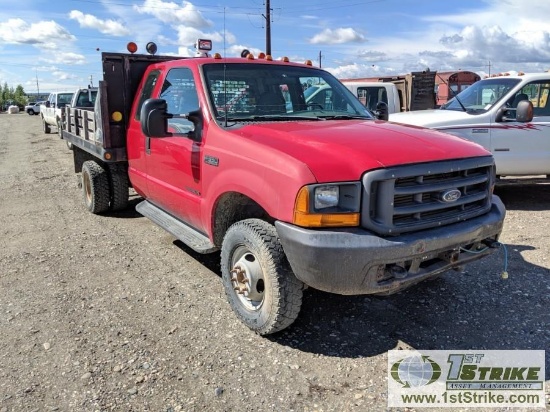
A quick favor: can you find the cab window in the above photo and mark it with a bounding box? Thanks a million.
[134,70,161,121]
[160,68,199,134]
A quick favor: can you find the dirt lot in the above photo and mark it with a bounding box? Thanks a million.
[0,112,548,411]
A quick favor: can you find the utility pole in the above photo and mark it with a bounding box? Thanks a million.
[487,61,492,77]
[263,0,271,55]
[319,51,322,68]
[35,69,40,97]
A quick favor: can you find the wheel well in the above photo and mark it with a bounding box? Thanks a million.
[212,193,271,247]
[73,147,105,173]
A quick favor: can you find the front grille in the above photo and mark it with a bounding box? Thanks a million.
[362,157,495,235]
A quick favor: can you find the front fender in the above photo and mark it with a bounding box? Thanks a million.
[201,164,315,235]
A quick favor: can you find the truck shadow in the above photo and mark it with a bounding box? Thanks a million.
[269,244,550,378]
[176,237,550,378]
[495,180,550,211]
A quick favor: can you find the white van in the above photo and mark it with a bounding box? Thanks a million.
[390,73,550,177]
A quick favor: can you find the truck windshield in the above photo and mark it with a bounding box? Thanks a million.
[58,93,74,107]
[441,78,521,112]
[202,63,372,122]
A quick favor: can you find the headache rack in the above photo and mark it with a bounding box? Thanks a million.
[362,156,495,236]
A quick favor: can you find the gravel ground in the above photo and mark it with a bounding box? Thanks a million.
[0,112,548,411]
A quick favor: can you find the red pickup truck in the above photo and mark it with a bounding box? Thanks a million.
[62,41,505,335]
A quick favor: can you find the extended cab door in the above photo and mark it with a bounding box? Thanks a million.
[143,66,204,229]
[490,81,550,175]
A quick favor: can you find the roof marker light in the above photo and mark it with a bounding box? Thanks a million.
[127,42,138,54]
[258,52,266,59]
[146,42,157,55]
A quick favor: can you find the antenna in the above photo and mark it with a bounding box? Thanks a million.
[223,7,228,128]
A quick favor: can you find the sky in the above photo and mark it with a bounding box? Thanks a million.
[1,0,550,95]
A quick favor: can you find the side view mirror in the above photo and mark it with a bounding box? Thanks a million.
[495,100,534,123]
[516,100,534,122]
[141,99,171,137]
[374,101,389,121]
[45,101,51,108]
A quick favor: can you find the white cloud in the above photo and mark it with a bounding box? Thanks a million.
[69,10,131,36]
[52,70,78,81]
[174,26,230,49]
[40,52,87,65]
[310,28,366,45]
[134,0,212,28]
[325,62,400,80]
[0,18,74,45]
[438,25,550,65]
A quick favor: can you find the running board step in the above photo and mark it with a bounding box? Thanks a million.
[136,200,218,254]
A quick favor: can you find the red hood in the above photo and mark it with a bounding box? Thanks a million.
[228,120,490,182]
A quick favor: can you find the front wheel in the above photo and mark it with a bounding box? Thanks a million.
[42,118,51,134]
[57,118,63,138]
[27,109,35,115]
[221,219,303,335]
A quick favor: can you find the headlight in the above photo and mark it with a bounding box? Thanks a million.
[293,182,361,227]
[314,185,339,209]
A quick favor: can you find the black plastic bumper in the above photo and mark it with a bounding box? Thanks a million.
[275,196,506,295]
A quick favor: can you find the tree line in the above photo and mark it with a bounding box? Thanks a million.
[0,82,27,108]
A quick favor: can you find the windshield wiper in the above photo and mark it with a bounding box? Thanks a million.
[453,96,468,112]
[316,114,370,120]
[225,115,324,122]
[436,72,467,112]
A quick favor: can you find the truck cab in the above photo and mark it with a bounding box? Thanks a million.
[340,81,400,114]
[69,87,98,109]
[390,73,550,177]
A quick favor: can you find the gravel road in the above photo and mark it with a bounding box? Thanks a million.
[0,112,548,411]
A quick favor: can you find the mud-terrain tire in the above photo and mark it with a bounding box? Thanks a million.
[221,219,303,335]
[42,118,51,134]
[108,163,129,211]
[82,161,110,214]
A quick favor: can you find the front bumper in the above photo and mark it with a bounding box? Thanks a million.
[275,196,505,295]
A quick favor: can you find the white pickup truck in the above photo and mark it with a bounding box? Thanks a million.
[341,81,400,114]
[61,87,98,149]
[303,82,400,115]
[41,91,74,135]
[390,73,550,177]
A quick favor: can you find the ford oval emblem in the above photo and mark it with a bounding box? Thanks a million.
[440,189,461,203]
